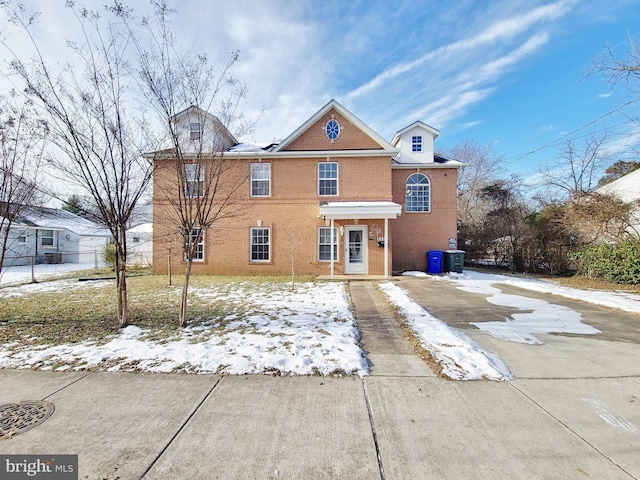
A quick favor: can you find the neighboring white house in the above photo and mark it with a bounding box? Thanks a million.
[1,205,112,267]
[126,222,153,266]
[597,168,640,237]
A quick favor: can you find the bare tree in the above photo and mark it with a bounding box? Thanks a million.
[125,1,251,326]
[0,91,47,274]
[2,2,154,326]
[538,134,609,200]
[593,36,640,93]
[443,139,504,258]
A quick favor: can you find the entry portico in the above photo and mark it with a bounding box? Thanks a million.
[319,201,402,277]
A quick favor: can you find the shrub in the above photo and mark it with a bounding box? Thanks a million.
[102,243,117,270]
[571,239,640,284]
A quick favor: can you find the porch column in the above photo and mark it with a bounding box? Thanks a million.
[384,217,389,277]
[330,218,335,277]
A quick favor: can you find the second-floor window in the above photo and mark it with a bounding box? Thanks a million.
[251,163,271,197]
[412,136,422,152]
[190,122,202,141]
[406,173,430,212]
[318,162,338,196]
[184,163,204,198]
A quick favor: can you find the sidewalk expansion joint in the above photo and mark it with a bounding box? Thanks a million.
[42,372,93,401]
[361,379,386,480]
[509,382,638,480]
[138,376,222,480]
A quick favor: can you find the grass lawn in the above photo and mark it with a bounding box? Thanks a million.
[0,273,316,346]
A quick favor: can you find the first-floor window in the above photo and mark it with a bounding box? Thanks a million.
[17,233,27,243]
[318,227,338,261]
[250,227,270,262]
[40,229,55,247]
[185,227,204,261]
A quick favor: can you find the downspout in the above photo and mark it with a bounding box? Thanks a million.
[330,218,335,277]
[384,217,389,277]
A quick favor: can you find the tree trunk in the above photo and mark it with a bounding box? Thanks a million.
[179,259,193,327]
[115,225,128,328]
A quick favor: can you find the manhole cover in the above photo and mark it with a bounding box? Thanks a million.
[0,400,55,439]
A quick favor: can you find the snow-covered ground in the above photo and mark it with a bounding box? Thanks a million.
[0,262,100,286]
[2,265,639,379]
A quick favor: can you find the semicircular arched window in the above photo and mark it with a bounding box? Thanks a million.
[405,173,430,212]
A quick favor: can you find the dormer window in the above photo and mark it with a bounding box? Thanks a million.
[190,122,202,141]
[412,136,422,152]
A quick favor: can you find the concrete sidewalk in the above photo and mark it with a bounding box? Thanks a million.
[1,370,637,479]
[1,280,639,479]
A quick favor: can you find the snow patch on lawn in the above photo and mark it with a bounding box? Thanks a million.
[0,282,369,377]
[378,281,512,381]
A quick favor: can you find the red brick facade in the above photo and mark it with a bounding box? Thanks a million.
[151,101,459,276]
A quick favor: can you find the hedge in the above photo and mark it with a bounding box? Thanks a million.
[571,240,640,285]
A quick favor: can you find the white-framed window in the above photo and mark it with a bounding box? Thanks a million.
[184,227,204,262]
[40,229,56,247]
[132,236,141,244]
[184,163,204,198]
[318,162,338,196]
[318,227,338,262]
[251,163,271,197]
[406,173,430,212]
[250,227,270,262]
[189,122,202,141]
[412,136,422,152]
[17,233,27,243]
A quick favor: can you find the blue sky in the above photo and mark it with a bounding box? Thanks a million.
[5,0,640,188]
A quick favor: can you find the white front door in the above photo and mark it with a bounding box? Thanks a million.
[345,226,368,274]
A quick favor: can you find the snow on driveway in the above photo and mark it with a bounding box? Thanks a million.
[379,281,512,381]
[441,271,617,344]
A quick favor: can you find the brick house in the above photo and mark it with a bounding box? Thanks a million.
[151,99,461,277]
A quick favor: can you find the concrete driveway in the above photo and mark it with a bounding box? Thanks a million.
[0,276,638,479]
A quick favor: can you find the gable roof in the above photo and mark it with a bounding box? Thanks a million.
[173,105,238,145]
[391,121,440,146]
[273,99,396,152]
[597,167,640,203]
[5,204,111,237]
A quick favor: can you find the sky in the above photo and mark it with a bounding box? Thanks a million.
[2,0,640,190]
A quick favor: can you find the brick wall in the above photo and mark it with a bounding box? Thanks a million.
[284,109,383,151]
[152,153,395,275]
[390,167,459,272]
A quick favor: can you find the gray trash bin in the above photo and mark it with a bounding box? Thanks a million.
[443,250,464,273]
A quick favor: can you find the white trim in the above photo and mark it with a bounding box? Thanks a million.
[320,201,402,220]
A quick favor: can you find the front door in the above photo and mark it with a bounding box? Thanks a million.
[345,226,368,274]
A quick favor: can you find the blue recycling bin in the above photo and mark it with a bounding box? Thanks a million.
[426,250,443,274]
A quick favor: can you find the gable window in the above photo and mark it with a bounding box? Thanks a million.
[250,227,270,262]
[251,163,271,197]
[405,173,430,212]
[412,136,422,152]
[318,227,338,261]
[40,229,56,247]
[184,163,204,198]
[184,227,204,261]
[318,162,338,196]
[189,122,202,141]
